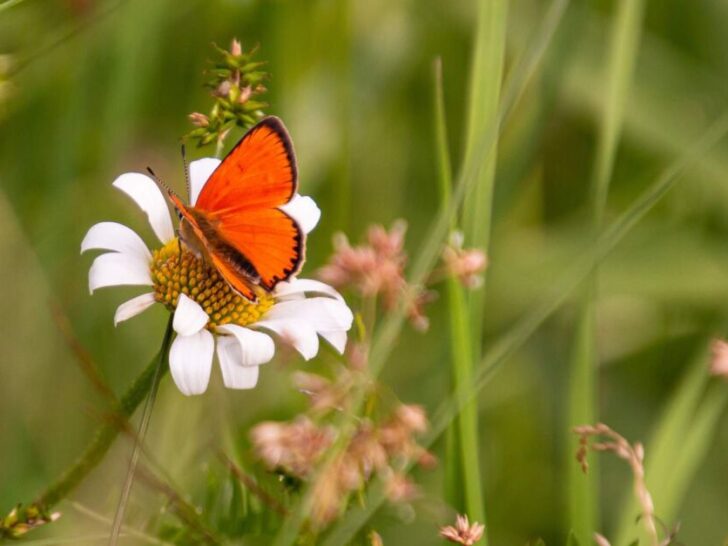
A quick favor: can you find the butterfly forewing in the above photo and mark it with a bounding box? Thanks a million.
[178,116,304,299]
[195,117,297,211]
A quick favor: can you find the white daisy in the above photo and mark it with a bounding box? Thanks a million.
[81,157,354,396]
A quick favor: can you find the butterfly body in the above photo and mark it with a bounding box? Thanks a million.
[167,117,303,302]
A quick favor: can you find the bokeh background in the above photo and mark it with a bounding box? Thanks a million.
[2,0,728,544]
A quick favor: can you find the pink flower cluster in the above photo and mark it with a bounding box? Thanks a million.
[250,403,435,526]
[318,220,433,331]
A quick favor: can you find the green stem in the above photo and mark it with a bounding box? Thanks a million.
[456,0,508,529]
[34,318,174,512]
[109,315,174,544]
[567,0,644,541]
[214,137,225,159]
[433,56,484,522]
[434,57,465,506]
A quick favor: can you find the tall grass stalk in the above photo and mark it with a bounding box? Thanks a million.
[433,56,465,506]
[462,0,506,345]
[567,0,644,541]
[273,2,571,543]
[443,0,507,529]
[322,109,728,545]
[434,56,483,526]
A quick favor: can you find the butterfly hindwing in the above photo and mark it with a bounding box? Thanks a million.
[214,207,303,291]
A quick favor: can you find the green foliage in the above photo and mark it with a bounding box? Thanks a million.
[1,0,728,545]
[186,40,268,148]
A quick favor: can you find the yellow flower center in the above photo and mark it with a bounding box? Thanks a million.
[150,238,274,329]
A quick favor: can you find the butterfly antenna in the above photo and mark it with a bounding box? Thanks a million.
[146,166,169,193]
[180,144,191,202]
[147,167,183,221]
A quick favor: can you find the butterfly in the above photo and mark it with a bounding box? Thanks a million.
[165,116,303,302]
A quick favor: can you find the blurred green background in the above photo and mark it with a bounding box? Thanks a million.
[2,0,728,544]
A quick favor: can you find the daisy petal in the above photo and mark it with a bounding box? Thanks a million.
[216,336,261,389]
[256,318,319,360]
[173,293,209,336]
[320,330,348,354]
[89,252,153,293]
[264,297,354,332]
[274,278,344,301]
[81,222,151,261]
[189,158,221,206]
[113,172,174,243]
[217,324,275,366]
[169,329,214,396]
[279,194,321,234]
[114,292,157,326]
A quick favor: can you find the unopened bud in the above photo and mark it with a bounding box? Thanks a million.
[188,112,209,127]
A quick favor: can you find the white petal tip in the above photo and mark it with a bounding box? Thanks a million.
[114,292,157,326]
[280,194,321,234]
[173,293,209,336]
[112,172,175,243]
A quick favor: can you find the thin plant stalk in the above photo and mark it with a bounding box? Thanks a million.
[109,315,174,544]
[462,0,507,343]
[71,502,172,546]
[445,0,507,529]
[434,56,465,506]
[0,0,26,14]
[321,108,728,546]
[434,55,485,527]
[273,2,571,543]
[567,0,644,541]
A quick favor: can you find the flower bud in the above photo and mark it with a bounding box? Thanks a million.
[188,112,209,127]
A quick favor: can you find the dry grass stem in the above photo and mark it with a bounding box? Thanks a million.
[574,423,664,546]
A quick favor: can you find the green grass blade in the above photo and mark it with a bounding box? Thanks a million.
[567,296,599,542]
[0,0,25,14]
[453,0,507,529]
[567,0,645,541]
[434,55,464,506]
[433,56,485,527]
[461,0,506,281]
[321,109,728,546]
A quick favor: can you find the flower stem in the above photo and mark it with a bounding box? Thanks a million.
[215,136,225,159]
[33,317,174,513]
[109,315,174,544]
[567,0,644,541]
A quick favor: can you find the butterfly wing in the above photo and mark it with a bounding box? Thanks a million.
[168,192,261,301]
[213,207,303,291]
[193,116,304,291]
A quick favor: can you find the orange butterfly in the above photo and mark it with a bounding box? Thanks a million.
[166,116,303,302]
